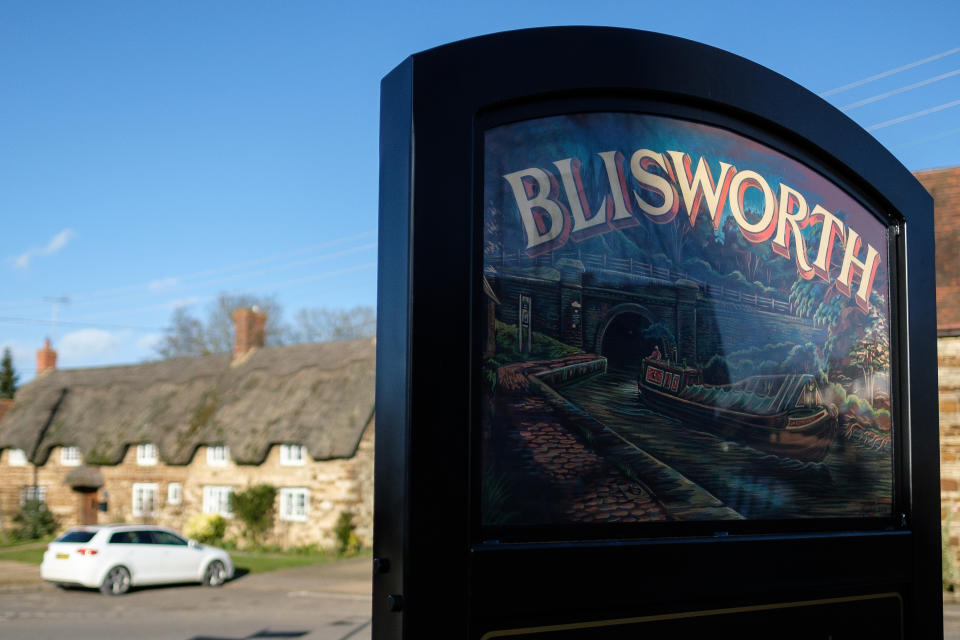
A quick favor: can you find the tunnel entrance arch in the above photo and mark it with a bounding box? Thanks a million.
[596,304,661,371]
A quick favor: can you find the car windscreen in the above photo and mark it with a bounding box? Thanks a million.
[56,530,96,543]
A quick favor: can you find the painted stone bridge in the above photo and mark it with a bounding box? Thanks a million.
[487,253,825,368]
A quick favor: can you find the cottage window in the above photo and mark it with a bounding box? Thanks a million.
[137,443,158,466]
[279,488,310,522]
[60,446,81,466]
[20,486,46,505]
[7,448,27,466]
[206,445,230,467]
[280,444,307,466]
[203,485,234,516]
[132,483,158,517]
[167,482,182,506]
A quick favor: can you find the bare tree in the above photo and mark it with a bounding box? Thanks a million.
[154,307,211,359]
[154,294,375,360]
[288,306,376,343]
[154,293,286,359]
[204,293,286,354]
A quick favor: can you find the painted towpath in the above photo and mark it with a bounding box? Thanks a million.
[485,355,740,525]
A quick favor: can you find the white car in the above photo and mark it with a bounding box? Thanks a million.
[41,524,234,595]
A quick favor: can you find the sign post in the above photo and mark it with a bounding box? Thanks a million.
[375,27,941,639]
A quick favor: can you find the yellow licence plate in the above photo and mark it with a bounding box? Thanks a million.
[56,553,69,559]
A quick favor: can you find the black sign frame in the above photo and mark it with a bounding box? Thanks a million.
[375,27,940,639]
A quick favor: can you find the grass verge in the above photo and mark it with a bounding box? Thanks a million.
[0,535,53,550]
[0,538,369,575]
[0,547,46,564]
[230,549,369,574]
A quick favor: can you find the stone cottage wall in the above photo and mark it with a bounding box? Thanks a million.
[940,337,960,568]
[0,420,374,550]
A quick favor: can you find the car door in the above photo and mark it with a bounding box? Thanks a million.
[146,530,201,582]
[107,530,165,584]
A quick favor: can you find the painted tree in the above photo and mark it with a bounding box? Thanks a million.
[0,348,18,399]
[849,304,890,407]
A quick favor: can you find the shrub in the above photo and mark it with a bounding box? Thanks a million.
[13,500,58,540]
[333,511,360,555]
[184,512,227,545]
[230,484,276,547]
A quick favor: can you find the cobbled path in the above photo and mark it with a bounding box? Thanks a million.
[505,395,668,523]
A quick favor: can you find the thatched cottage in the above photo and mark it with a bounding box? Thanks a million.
[0,309,375,548]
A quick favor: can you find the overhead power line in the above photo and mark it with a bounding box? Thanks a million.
[867,98,960,131]
[819,46,960,97]
[0,316,164,332]
[67,262,378,322]
[840,68,960,111]
[0,229,377,311]
[892,126,960,150]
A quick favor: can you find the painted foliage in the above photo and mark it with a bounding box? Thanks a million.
[481,113,893,527]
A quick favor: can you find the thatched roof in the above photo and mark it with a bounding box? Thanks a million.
[0,338,375,466]
[66,466,104,489]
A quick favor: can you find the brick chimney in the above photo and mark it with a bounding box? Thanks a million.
[36,339,57,375]
[232,308,266,360]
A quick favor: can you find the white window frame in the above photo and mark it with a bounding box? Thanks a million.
[132,483,159,517]
[279,487,310,522]
[203,485,234,516]
[7,448,27,466]
[136,443,158,466]
[20,486,46,506]
[279,444,307,466]
[60,446,81,466]
[206,445,230,467]
[167,482,182,506]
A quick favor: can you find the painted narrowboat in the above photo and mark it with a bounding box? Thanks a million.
[640,357,839,462]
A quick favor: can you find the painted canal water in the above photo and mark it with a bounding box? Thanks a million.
[557,368,894,520]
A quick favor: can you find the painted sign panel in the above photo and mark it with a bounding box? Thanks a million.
[481,113,893,527]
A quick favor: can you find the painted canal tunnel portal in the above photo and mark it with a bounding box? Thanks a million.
[599,310,656,371]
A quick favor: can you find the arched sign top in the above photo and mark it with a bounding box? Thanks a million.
[404,27,931,224]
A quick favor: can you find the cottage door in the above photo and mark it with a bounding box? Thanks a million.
[77,489,98,525]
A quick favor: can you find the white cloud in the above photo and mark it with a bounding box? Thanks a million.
[168,296,204,310]
[137,333,163,351]
[148,277,179,292]
[58,329,123,360]
[13,229,75,269]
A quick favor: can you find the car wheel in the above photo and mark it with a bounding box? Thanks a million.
[100,566,131,596]
[203,560,226,587]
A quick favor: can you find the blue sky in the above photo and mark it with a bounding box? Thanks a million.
[2,1,959,382]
